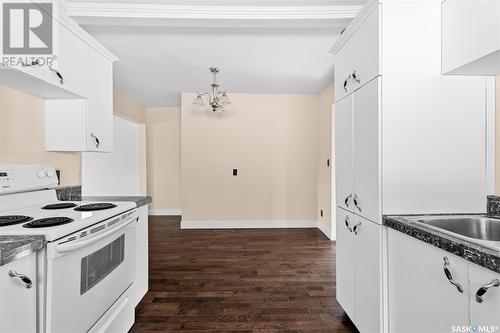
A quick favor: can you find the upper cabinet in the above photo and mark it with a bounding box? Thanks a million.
[442,0,500,75]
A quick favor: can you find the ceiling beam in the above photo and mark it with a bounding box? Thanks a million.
[66,2,362,22]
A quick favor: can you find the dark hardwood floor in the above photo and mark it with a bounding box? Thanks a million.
[130,216,358,333]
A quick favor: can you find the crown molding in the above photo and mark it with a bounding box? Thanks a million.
[66,2,362,21]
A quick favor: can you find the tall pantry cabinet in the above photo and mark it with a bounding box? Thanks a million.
[333,1,495,332]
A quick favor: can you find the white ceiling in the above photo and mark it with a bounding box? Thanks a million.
[68,1,365,107]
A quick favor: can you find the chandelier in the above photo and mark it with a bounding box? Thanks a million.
[192,67,231,112]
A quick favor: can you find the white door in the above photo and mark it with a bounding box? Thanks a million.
[44,23,89,97]
[336,207,355,320]
[353,78,381,223]
[87,47,113,152]
[388,229,470,333]
[353,215,382,333]
[0,253,37,333]
[470,264,500,329]
[335,94,354,211]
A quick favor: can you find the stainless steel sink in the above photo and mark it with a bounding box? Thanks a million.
[415,216,500,241]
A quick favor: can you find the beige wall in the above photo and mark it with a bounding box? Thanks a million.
[317,83,334,234]
[0,85,81,185]
[146,107,181,210]
[113,90,148,195]
[180,93,319,221]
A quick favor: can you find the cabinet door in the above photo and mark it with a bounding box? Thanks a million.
[334,38,353,103]
[87,47,113,152]
[353,216,382,333]
[335,95,354,211]
[133,206,149,306]
[0,253,37,333]
[470,264,500,329]
[350,6,380,91]
[336,207,355,320]
[353,78,380,223]
[44,23,89,97]
[388,229,469,333]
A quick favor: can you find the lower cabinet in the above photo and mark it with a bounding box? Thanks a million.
[336,207,382,333]
[133,205,149,306]
[388,229,500,333]
[0,253,37,333]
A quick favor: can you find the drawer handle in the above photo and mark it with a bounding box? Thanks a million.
[91,132,100,148]
[21,59,41,67]
[353,194,362,212]
[343,78,349,92]
[344,193,352,207]
[353,221,361,235]
[48,64,64,84]
[443,257,463,293]
[344,216,352,232]
[475,279,500,303]
[9,270,33,289]
[352,70,360,84]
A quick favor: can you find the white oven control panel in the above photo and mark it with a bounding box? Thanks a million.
[0,165,58,194]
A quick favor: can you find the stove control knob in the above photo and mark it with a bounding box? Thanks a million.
[46,169,55,178]
[37,169,46,178]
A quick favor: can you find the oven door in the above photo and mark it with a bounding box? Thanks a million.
[45,213,137,333]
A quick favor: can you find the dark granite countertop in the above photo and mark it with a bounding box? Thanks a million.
[0,235,45,266]
[55,185,151,208]
[384,215,500,274]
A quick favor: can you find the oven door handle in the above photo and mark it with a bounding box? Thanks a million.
[56,216,138,253]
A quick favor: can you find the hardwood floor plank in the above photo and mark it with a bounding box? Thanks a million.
[130,216,358,333]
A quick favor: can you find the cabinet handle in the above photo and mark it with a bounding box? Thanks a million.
[21,59,41,67]
[353,221,361,235]
[343,78,349,93]
[91,132,100,148]
[8,270,33,289]
[475,279,500,303]
[442,257,463,293]
[345,216,352,232]
[352,70,361,84]
[353,194,362,212]
[344,194,352,208]
[48,64,64,84]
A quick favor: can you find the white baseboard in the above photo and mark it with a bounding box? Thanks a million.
[148,208,182,216]
[317,221,334,240]
[181,219,318,229]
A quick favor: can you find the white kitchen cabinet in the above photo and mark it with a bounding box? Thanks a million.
[336,207,355,319]
[469,264,500,329]
[0,253,37,333]
[388,229,470,333]
[43,23,89,98]
[334,5,379,103]
[45,48,114,152]
[133,205,149,307]
[86,47,114,152]
[334,1,495,332]
[336,207,383,332]
[353,214,382,333]
[335,96,354,212]
[442,0,500,75]
[352,79,380,224]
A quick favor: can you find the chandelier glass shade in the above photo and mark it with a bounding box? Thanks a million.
[193,67,231,113]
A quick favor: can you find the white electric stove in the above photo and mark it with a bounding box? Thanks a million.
[0,165,138,333]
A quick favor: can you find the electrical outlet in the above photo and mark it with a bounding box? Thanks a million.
[320,209,324,218]
[233,169,238,176]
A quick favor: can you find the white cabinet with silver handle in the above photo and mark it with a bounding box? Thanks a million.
[470,264,500,330]
[0,253,37,333]
[336,207,383,333]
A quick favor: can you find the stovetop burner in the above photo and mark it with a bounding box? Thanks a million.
[23,217,74,228]
[74,203,117,211]
[0,215,33,227]
[42,202,77,210]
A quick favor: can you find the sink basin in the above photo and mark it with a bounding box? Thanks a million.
[415,216,500,241]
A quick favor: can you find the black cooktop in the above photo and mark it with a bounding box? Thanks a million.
[42,202,78,210]
[0,215,33,227]
[74,203,117,211]
[23,217,74,228]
